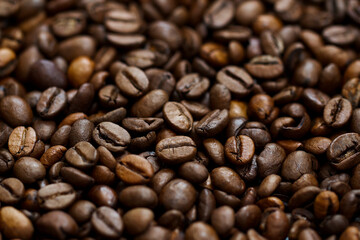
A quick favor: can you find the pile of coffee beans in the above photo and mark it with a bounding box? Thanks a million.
[1,0,360,239]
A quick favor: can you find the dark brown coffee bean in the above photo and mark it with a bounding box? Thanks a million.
[52,11,86,38]
[185,222,219,240]
[69,119,94,147]
[148,21,182,50]
[37,183,76,210]
[225,134,255,166]
[40,145,67,168]
[29,60,67,90]
[91,206,123,239]
[216,66,254,98]
[261,208,290,240]
[235,205,262,232]
[0,48,16,78]
[107,33,146,48]
[58,36,96,62]
[0,206,34,240]
[342,78,360,108]
[323,26,357,46]
[36,87,67,119]
[88,185,117,207]
[204,0,234,29]
[36,210,78,240]
[261,30,284,56]
[123,208,154,235]
[248,94,279,124]
[281,151,318,181]
[179,161,208,184]
[327,133,360,170]
[163,101,193,133]
[51,125,71,146]
[65,141,98,169]
[116,154,154,185]
[8,126,36,158]
[68,200,96,223]
[156,136,196,164]
[115,66,149,98]
[131,89,169,117]
[302,88,330,113]
[105,9,141,34]
[211,167,246,196]
[61,166,95,188]
[119,185,158,209]
[245,55,284,79]
[93,122,130,153]
[292,59,322,87]
[196,109,229,137]
[98,85,128,109]
[160,179,197,213]
[211,206,235,236]
[0,96,33,127]
[176,73,210,99]
[0,148,14,174]
[0,177,24,204]
[323,97,352,128]
[145,68,175,95]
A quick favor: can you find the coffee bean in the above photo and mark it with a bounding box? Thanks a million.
[211,167,246,196]
[342,78,360,108]
[245,55,284,79]
[186,222,219,240]
[314,191,339,219]
[260,208,290,240]
[200,42,229,67]
[204,0,234,29]
[216,66,254,98]
[0,96,33,127]
[88,185,117,207]
[0,177,24,204]
[98,85,128,109]
[93,122,130,153]
[0,47,16,78]
[145,68,175,95]
[323,97,352,128]
[0,206,34,240]
[179,161,209,184]
[65,141,98,169]
[281,151,318,181]
[122,117,163,133]
[293,59,322,87]
[131,89,169,117]
[8,126,37,158]
[91,206,123,238]
[52,11,86,38]
[150,168,176,194]
[116,154,154,185]
[36,87,67,119]
[235,205,262,231]
[115,66,149,97]
[40,145,66,168]
[29,60,67,90]
[196,109,229,137]
[156,136,197,164]
[176,73,210,99]
[225,135,255,166]
[323,25,357,46]
[105,9,141,34]
[160,179,197,213]
[119,185,158,209]
[0,148,14,174]
[58,36,96,62]
[37,183,76,210]
[36,211,78,240]
[327,133,360,170]
[148,21,182,50]
[163,101,193,133]
[123,208,154,235]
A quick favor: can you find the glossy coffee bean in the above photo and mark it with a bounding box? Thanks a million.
[65,141,98,169]
[195,109,229,137]
[13,157,46,184]
[93,122,131,153]
[36,87,67,119]
[323,97,352,128]
[115,66,149,97]
[91,206,123,239]
[0,96,33,127]
[8,126,36,158]
[211,167,246,196]
[37,183,76,210]
[225,135,255,166]
[163,101,193,133]
[0,206,34,240]
[156,136,197,164]
[116,154,154,185]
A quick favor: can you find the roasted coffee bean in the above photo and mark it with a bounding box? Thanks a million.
[176,73,210,99]
[323,97,352,128]
[36,87,66,119]
[148,21,182,50]
[179,161,209,184]
[8,126,36,158]
[203,138,225,166]
[204,0,234,29]
[91,206,123,238]
[145,68,175,95]
[196,109,229,137]
[225,135,255,166]
[119,185,158,209]
[323,26,357,46]
[36,210,78,240]
[105,9,141,34]
[216,66,254,98]
[29,60,67,90]
[163,101,193,133]
[131,89,169,117]
[235,204,262,231]
[88,185,117,207]
[52,11,86,38]
[37,183,76,210]
[200,42,229,67]
[0,96,33,127]
[69,119,94,146]
[0,177,24,204]
[0,206,34,240]
[211,206,235,236]
[186,221,219,240]
[181,100,211,119]
[65,141,98,169]
[115,66,149,98]
[156,136,196,164]
[116,154,154,185]
[282,151,318,181]
[123,208,154,235]
[248,94,278,124]
[0,148,14,174]
[40,145,66,168]
[314,191,339,219]
[93,122,130,153]
[13,156,45,184]
[98,85,128,109]
[342,78,360,108]
[245,55,284,79]
[58,36,96,62]
[260,208,290,240]
[0,48,16,78]
[327,133,360,170]
[160,179,196,213]
[211,167,246,196]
